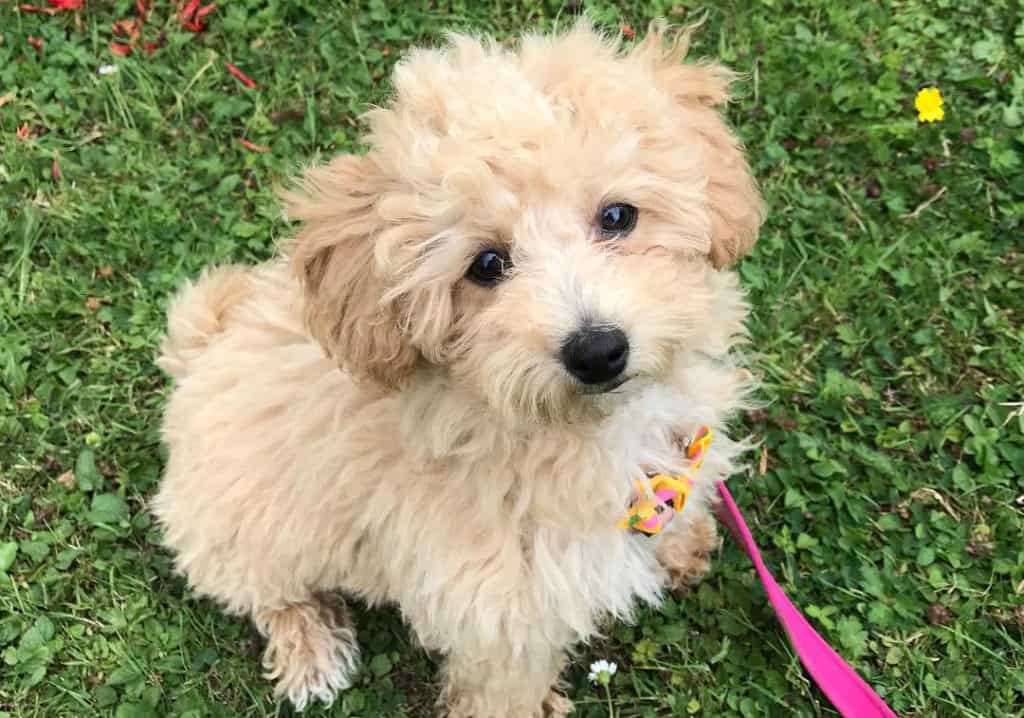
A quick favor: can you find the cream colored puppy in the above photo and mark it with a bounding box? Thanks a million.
[155,20,763,717]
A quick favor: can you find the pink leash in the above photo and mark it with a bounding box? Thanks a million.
[714,481,898,718]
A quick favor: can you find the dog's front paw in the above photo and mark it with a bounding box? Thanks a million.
[656,514,720,591]
[258,597,360,711]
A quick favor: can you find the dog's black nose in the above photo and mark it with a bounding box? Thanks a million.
[561,327,629,385]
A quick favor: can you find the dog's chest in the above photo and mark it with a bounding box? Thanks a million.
[515,510,665,641]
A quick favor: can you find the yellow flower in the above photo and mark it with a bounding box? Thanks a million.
[915,87,945,123]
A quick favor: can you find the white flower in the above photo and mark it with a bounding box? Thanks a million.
[98,65,119,75]
[587,659,618,685]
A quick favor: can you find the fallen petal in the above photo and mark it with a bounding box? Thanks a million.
[110,41,133,56]
[179,1,214,32]
[28,36,44,52]
[225,61,257,89]
[238,138,270,153]
[181,0,200,19]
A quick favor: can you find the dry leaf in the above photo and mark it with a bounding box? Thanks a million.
[910,487,959,522]
[57,470,75,488]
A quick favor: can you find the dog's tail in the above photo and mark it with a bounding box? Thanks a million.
[157,266,253,380]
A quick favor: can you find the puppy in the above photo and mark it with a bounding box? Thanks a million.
[155,19,763,717]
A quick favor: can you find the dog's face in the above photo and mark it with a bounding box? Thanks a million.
[286,21,764,423]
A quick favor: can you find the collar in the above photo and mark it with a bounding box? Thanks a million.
[618,426,713,536]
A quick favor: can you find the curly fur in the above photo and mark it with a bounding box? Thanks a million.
[155,19,763,717]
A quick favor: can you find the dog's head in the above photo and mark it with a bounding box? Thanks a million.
[285,20,763,422]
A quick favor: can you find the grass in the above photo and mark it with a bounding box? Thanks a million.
[1,0,1022,716]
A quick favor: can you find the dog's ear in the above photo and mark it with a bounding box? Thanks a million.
[283,154,419,389]
[632,22,765,268]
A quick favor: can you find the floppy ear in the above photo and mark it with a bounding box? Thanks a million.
[633,22,765,268]
[283,154,419,389]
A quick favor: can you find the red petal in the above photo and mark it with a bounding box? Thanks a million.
[143,40,160,55]
[48,0,84,9]
[196,2,216,18]
[20,4,43,12]
[181,0,200,20]
[135,0,147,19]
[110,41,133,56]
[28,36,44,52]
[51,158,61,181]
[224,61,257,89]
[238,138,270,153]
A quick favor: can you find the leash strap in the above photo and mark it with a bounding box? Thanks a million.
[713,481,898,717]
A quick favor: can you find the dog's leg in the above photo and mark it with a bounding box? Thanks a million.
[254,594,360,711]
[656,510,720,591]
[439,646,571,718]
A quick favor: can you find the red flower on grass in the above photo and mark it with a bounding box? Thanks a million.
[28,36,44,52]
[225,62,257,89]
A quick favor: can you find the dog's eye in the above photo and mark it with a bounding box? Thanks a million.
[467,249,511,286]
[598,203,638,237]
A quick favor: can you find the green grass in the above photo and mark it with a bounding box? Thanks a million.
[2,1,1023,716]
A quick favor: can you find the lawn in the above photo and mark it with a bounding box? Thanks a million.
[2,1,1023,716]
